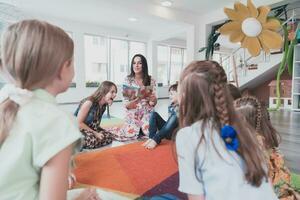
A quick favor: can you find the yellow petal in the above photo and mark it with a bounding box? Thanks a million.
[224,8,240,21]
[259,39,270,54]
[259,30,283,49]
[234,2,250,20]
[264,18,281,31]
[229,31,245,43]
[218,21,241,35]
[242,37,261,57]
[247,0,258,18]
[257,6,270,24]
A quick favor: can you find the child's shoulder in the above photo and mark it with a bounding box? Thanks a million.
[21,97,74,126]
[177,121,201,139]
[177,120,213,141]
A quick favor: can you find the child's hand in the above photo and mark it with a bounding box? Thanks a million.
[68,173,76,189]
[94,132,104,140]
[73,188,101,200]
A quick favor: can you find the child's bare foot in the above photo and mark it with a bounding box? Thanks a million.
[142,139,152,147]
[145,139,157,149]
[73,188,101,200]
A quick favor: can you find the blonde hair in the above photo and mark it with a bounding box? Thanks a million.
[0,19,74,143]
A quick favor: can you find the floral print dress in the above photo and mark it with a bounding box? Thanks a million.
[257,135,300,200]
[114,76,156,141]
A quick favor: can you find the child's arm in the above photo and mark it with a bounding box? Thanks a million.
[39,144,73,200]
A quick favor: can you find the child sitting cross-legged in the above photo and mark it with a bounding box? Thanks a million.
[143,83,179,149]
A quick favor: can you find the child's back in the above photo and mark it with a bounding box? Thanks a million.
[0,89,81,199]
[0,20,99,200]
[176,60,278,200]
[176,120,278,200]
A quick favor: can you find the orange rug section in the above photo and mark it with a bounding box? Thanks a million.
[73,141,178,195]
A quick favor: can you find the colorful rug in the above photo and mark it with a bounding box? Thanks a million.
[72,140,187,199]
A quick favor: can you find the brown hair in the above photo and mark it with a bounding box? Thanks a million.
[178,60,267,186]
[0,19,74,144]
[128,54,151,86]
[88,80,117,117]
[228,83,241,100]
[235,96,280,149]
[168,83,178,92]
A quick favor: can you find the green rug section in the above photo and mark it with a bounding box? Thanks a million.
[291,173,300,189]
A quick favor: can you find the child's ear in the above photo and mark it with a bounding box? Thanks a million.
[58,60,72,80]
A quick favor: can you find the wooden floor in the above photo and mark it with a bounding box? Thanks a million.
[270,110,300,174]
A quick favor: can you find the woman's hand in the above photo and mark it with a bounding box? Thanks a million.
[148,94,157,107]
[125,97,139,109]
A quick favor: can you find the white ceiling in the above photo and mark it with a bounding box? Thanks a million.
[151,0,235,15]
[2,0,289,42]
[12,0,193,38]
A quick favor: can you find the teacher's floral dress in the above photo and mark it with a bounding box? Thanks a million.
[114,76,156,141]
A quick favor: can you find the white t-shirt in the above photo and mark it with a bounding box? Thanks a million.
[176,120,278,200]
[0,89,82,200]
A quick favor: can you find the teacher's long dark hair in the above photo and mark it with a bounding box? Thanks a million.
[128,54,151,86]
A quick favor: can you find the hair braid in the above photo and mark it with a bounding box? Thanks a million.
[209,61,229,126]
[235,96,262,132]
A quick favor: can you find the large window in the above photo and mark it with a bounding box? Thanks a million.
[84,34,108,86]
[110,39,129,85]
[157,45,186,86]
[84,34,146,86]
[157,46,169,86]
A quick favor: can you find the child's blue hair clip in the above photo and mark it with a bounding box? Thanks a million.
[221,125,239,151]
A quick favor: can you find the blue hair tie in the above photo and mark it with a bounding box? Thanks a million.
[221,125,239,151]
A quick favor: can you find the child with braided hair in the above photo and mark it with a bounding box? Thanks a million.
[235,96,300,200]
[175,60,278,200]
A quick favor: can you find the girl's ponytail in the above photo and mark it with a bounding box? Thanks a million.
[0,100,19,144]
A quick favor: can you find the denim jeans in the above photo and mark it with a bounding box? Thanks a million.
[148,111,178,144]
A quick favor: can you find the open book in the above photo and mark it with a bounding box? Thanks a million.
[122,84,154,100]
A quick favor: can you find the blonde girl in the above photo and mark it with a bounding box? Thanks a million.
[0,20,99,200]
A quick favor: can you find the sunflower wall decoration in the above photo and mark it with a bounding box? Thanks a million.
[219,0,283,57]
